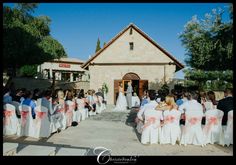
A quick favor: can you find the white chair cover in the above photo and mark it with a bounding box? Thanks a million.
[180,110,205,146]
[224,110,233,146]
[76,98,88,120]
[203,109,224,145]
[3,104,20,136]
[161,109,181,145]
[96,96,105,114]
[141,109,163,144]
[10,101,21,117]
[65,100,75,127]
[73,108,82,123]
[33,106,51,138]
[132,96,140,107]
[18,105,35,137]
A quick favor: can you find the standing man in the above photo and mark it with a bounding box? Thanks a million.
[126,81,133,109]
[217,88,233,125]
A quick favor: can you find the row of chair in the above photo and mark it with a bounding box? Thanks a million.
[138,109,233,147]
[4,96,107,139]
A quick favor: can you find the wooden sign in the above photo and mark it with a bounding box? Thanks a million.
[59,63,71,68]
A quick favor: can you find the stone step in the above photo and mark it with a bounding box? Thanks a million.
[3,142,19,156]
[16,145,56,156]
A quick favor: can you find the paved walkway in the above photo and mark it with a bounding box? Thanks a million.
[3,107,233,156]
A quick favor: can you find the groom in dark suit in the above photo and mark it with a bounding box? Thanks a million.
[217,88,233,125]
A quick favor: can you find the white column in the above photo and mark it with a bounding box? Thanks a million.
[37,65,41,73]
[70,73,73,82]
[59,72,62,80]
[49,68,53,79]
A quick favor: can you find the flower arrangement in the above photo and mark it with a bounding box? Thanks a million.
[102,83,109,94]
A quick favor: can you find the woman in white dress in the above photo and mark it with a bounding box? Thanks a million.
[113,83,127,111]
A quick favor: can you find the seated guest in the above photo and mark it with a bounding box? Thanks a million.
[217,88,233,125]
[138,90,158,118]
[207,91,218,108]
[41,90,54,115]
[21,90,36,119]
[3,87,12,104]
[178,91,203,114]
[32,88,41,101]
[156,90,166,104]
[141,90,149,107]
[19,88,27,103]
[136,90,158,133]
[156,95,178,111]
[12,89,24,102]
[178,91,203,125]
[175,92,183,107]
[57,90,66,105]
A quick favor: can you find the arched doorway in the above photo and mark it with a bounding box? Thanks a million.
[114,72,148,104]
[122,72,140,97]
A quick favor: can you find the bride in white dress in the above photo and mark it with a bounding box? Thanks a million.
[113,83,127,111]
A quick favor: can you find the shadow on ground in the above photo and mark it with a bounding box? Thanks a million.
[4,135,96,155]
[125,108,141,142]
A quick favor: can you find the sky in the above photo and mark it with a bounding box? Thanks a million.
[4,3,231,79]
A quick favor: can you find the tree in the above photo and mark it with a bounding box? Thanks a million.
[179,5,233,71]
[19,65,38,77]
[103,42,106,47]
[184,69,233,90]
[95,38,101,52]
[3,3,67,76]
[179,5,233,90]
[15,3,38,15]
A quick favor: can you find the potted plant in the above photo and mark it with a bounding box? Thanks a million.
[102,83,108,104]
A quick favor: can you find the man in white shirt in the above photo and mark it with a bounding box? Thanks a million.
[137,90,158,121]
[178,91,203,114]
[136,90,158,133]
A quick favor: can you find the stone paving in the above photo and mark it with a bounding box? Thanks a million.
[3,106,233,156]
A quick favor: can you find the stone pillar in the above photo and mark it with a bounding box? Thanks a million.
[37,65,41,73]
[70,73,73,82]
[49,68,53,79]
[58,72,61,80]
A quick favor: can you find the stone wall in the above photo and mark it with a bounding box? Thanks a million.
[88,26,178,104]
[93,26,175,64]
[89,65,176,104]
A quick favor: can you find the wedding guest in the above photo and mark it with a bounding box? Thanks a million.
[156,95,178,111]
[178,91,203,125]
[178,91,203,114]
[136,90,158,134]
[32,88,41,101]
[41,89,54,115]
[141,90,149,107]
[217,88,233,125]
[207,91,218,108]
[176,92,184,107]
[22,90,36,119]
[3,87,12,104]
[12,89,23,102]
[137,90,158,121]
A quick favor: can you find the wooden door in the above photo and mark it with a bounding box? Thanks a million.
[114,80,122,104]
[139,80,148,98]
